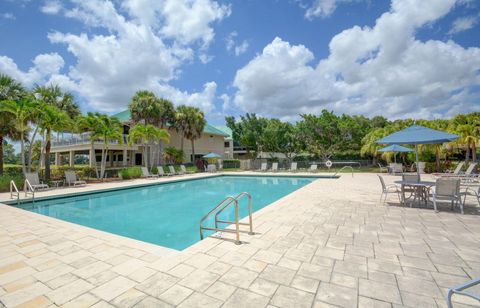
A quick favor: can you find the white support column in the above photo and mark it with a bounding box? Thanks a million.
[89,148,95,167]
[69,151,74,167]
[123,148,128,167]
[54,152,61,166]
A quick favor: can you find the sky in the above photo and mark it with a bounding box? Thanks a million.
[0,0,479,125]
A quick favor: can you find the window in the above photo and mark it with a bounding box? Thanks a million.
[224,141,230,148]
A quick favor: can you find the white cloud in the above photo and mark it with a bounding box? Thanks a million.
[305,0,338,19]
[40,0,62,15]
[1,12,16,20]
[233,0,480,120]
[225,31,249,56]
[0,0,228,113]
[448,15,479,34]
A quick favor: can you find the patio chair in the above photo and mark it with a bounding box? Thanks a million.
[169,165,180,175]
[378,163,388,173]
[25,172,49,191]
[157,166,172,177]
[378,175,401,204]
[141,167,158,178]
[431,178,462,214]
[65,171,86,187]
[289,162,297,172]
[447,277,480,308]
[391,163,403,174]
[270,162,278,172]
[180,165,194,174]
[207,164,216,173]
[310,164,318,172]
[461,183,480,207]
[259,162,267,172]
[448,161,465,174]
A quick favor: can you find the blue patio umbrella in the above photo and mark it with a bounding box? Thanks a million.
[378,144,414,163]
[377,125,459,174]
[203,152,222,159]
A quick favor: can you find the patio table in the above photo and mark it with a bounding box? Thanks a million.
[395,180,436,207]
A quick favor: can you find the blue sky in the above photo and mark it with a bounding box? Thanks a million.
[0,0,479,125]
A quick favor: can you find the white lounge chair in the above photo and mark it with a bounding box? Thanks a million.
[441,162,477,180]
[289,162,297,172]
[207,164,216,173]
[378,163,388,173]
[434,162,465,177]
[25,172,49,191]
[310,164,318,172]
[180,165,194,174]
[259,162,267,172]
[169,165,180,175]
[378,175,401,204]
[461,183,480,207]
[270,162,278,172]
[158,166,173,176]
[65,171,86,187]
[431,178,462,214]
[141,167,158,178]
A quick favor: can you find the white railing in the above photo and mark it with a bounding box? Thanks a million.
[10,180,19,203]
[52,133,139,148]
[23,179,35,200]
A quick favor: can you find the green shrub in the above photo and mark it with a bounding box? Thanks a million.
[0,174,24,193]
[222,159,240,168]
[119,167,142,179]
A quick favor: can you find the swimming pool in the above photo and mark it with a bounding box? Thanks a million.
[15,175,317,250]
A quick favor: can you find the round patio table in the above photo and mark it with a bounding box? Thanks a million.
[394,180,436,207]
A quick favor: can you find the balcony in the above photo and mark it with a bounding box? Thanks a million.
[51,133,135,148]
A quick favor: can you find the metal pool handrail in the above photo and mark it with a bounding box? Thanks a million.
[199,196,241,245]
[214,192,254,236]
[23,179,35,201]
[10,180,19,204]
[334,166,354,177]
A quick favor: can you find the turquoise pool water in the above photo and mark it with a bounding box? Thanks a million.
[16,175,316,250]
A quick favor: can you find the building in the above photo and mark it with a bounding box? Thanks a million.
[214,126,248,159]
[50,110,228,168]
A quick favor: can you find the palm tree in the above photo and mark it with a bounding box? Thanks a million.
[0,97,37,175]
[128,124,170,169]
[76,112,103,179]
[451,113,480,162]
[38,104,72,180]
[91,115,123,179]
[174,105,189,152]
[154,98,175,165]
[34,84,80,176]
[129,90,159,125]
[34,84,80,118]
[0,74,25,175]
[178,106,206,163]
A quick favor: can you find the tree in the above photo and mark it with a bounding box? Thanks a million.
[178,106,206,163]
[260,119,297,160]
[0,74,25,175]
[129,90,159,125]
[3,140,17,164]
[128,124,170,169]
[154,98,176,164]
[450,113,480,162]
[164,147,184,165]
[0,97,37,175]
[226,113,268,158]
[296,111,344,161]
[33,84,79,178]
[77,113,102,178]
[90,114,124,179]
[37,104,71,180]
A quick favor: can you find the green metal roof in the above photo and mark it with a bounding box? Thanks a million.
[214,125,232,139]
[111,110,228,137]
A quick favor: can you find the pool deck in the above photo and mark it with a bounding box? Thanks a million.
[0,172,479,307]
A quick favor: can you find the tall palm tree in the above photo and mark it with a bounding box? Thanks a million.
[129,90,159,125]
[179,106,206,163]
[128,124,170,169]
[174,105,189,152]
[451,113,480,162]
[91,115,123,179]
[154,98,175,165]
[34,84,80,176]
[76,112,102,179]
[38,104,72,180]
[0,97,37,175]
[0,74,25,175]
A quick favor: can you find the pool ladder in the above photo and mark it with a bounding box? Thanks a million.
[10,180,35,204]
[199,192,254,245]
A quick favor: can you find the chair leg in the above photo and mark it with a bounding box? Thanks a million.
[433,197,438,213]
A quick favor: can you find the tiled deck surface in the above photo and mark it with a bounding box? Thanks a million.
[0,172,479,308]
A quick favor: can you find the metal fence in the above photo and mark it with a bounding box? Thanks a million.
[242,158,372,171]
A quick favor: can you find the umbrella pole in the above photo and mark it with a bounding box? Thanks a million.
[394,153,397,164]
[415,144,419,176]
